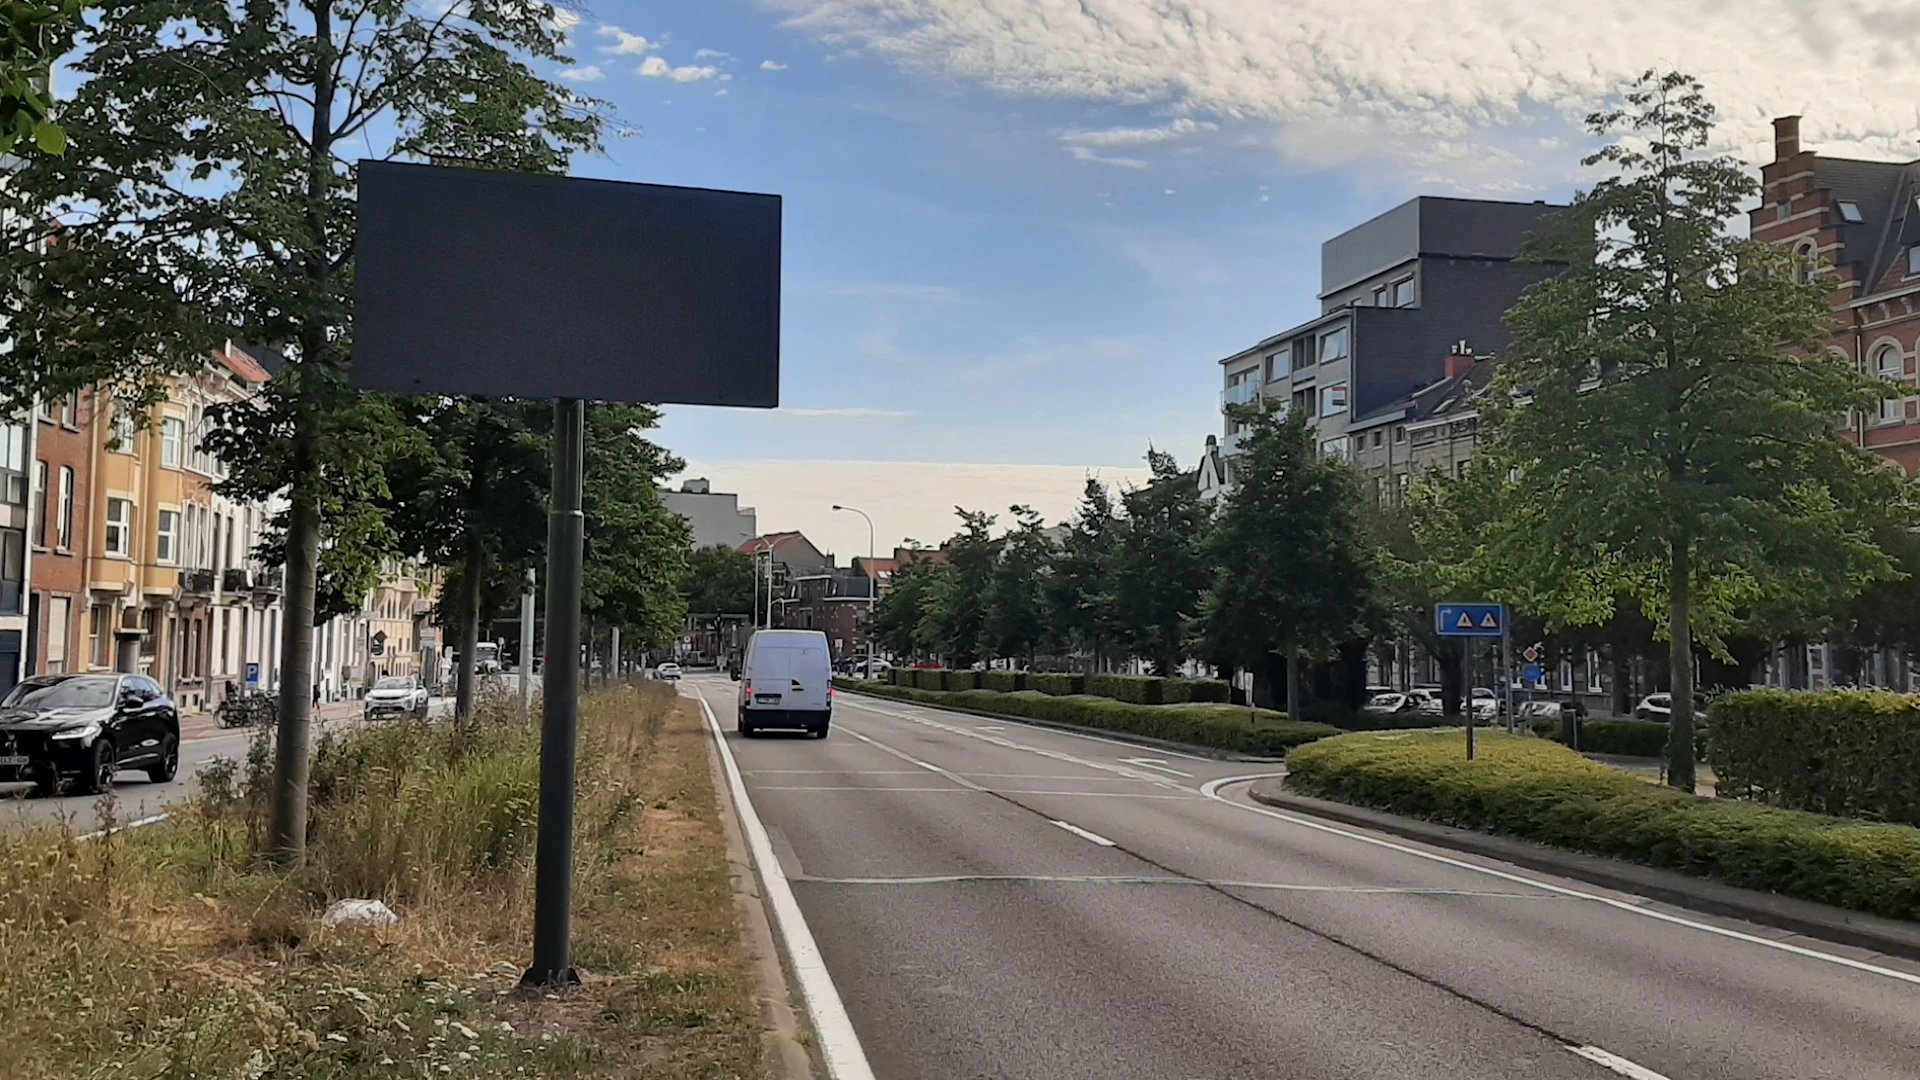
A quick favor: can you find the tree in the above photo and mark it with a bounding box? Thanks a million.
[983,505,1054,665]
[383,398,549,717]
[1481,71,1914,789]
[0,0,76,157]
[875,551,944,662]
[0,0,608,860]
[1199,407,1373,714]
[581,403,691,655]
[1111,450,1210,675]
[919,510,997,667]
[1047,479,1122,670]
[682,544,758,618]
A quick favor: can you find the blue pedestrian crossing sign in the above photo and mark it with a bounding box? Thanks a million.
[1435,603,1505,637]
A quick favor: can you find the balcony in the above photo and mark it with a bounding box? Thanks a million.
[1222,381,1259,409]
[179,569,216,595]
[222,567,252,592]
[253,566,284,594]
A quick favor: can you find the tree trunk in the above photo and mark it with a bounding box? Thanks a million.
[1284,643,1302,719]
[1667,540,1696,791]
[455,542,483,719]
[1439,640,1463,717]
[267,442,320,863]
[1610,651,1631,716]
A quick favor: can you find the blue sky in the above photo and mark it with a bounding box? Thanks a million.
[543,0,1920,558]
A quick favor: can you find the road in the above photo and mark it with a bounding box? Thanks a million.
[0,697,454,834]
[689,674,1920,1080]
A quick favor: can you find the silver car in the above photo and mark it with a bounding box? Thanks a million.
[364,675,428,719]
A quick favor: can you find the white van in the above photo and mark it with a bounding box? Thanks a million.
[735,629,834,738]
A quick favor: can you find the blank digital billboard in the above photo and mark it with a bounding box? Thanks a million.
[352,161,780,407]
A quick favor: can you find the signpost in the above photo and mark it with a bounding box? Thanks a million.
[353,161,781,990]
[1435,603,1506,757]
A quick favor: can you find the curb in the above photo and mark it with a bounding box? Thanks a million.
[1246,779,1920,963]
[834,684,1283,763]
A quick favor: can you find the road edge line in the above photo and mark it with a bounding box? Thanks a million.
[692,684,878,1080]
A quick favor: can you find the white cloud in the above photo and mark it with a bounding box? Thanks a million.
[641,56,720,81]
[1061,118,1217,147]
[557,65,604,83]
[695,48,731,59]
[1066,145,1146,168]
[768,0,1920,179]
[675,458,1151,556]
[760,60,788,70]
[715,88,730,95]
[782,408,913,419]
[548,7,579,40]
[597,25,656,55]
[1163,188,1175,195]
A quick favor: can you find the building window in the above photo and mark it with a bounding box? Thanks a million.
[55,466,73,550]
[1370,429,1383,448]
[1456,459,1471,479]
[111,405,135,452]
[1394,426,1406,442]
[62,390,80,429]
[1397,472,1411,499]
[29,461,46,547]
[1794,242,1816,285]
[37,397,55,422]
[1372,286,1387,306]
[105,498,132,556]
[0,423,25,506]
[1319,327,1349,363]
[1875,344,1906,424]
[1318,437,1349,461]
[1910,246,1920,277]
[160,416,184,468]
[156,509,179,564]
[45,597,69,674]
[1836,201,1864,223]
[1265,352,1288,382]
[1320,382,1347,416]
[1391,277,1415,307]
[90,604,108,667]
[0,530,21,614]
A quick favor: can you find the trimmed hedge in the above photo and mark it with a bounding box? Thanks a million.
[1709,689,1920,827]
[1284,730,1920,920]
[911,668,944,692]
[1027,672,1086,697]
[1167,678,1232,704]
[836,681,1339,756]
[1087,674,1163,704]
[980,670,1026,693]
[942,670,978,692]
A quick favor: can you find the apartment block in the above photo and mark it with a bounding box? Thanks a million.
[662,477,757,550]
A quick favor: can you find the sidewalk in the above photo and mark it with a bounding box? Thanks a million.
[1585,752,1718,797]
[180,698,365,741]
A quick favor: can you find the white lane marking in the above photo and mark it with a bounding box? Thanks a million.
[743,769,925,775]
[801,873,1557,897]
[757,786,1201,800]
[1566,1045,1673,1079]
[1119,757,1195,778]
[909,758,944,773]
[839,693,1207,763]
[1200,774,1920,988]
[1050,819,1117,847]
[692,686,878,1080]
[846,730,875,744]
[839,698,1186,785]
[78,812,171,842]
[759,786,983,793]
[977,725,1006,732]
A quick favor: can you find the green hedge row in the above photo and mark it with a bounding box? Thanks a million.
[889,668,1231,705]
[1524,715,1673,758]
[1708,689,1920,827]
[1284,730,1920,921]
[836,680,1338,756]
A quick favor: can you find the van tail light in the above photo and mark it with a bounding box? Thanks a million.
[742,679,751,693]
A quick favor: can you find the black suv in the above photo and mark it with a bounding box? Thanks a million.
[0,674,181,795]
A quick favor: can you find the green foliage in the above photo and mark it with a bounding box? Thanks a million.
[1284,730,1920,920]
[840,682,1338,756]
[1465,71,1917,789]
[0,0,76,157]
[1162,678,1232,704]
[980,670,1026,693]
[916,510,998,666]
[1562,719,1673,758]
[1709,689,1920,827]
[1046,479,1123,662]
[911,668,945,692]
[580,404,691,649]
[942,670,978,692]
[1086,674,1164,705]
[1026,672,1086,696]
[1112,450,1211,674]
[682,544,758,617]
[983,505,1055,662]
[874,554,944,661]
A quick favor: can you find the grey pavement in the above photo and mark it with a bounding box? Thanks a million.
[691,675,1920,1080]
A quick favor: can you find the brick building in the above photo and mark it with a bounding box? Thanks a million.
[26,388,97,676]
[1752,115,1920,475]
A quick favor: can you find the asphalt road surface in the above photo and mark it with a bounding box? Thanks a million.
[0,697,454,834]
[688,674,1920,1080]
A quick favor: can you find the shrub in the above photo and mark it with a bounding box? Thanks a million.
[1284,730,1920,920]
[890,668,913,687]
[1027,672,1086,696]
[1163,678,1232,704]
[912,668,945,692]
[1569,718,1671,758]
[1315,710,1455,732]
[838,682,1337,755]
[1709,688,1920,827]
[943,670,978,692]
[980,670,1025,693]
[1086,674,1163,704]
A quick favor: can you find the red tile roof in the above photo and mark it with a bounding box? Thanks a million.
[215,344,271,383]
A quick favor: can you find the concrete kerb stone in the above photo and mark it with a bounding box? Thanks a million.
[1246,778,1920,964]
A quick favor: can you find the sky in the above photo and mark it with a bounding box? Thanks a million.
[556,0,1920,560]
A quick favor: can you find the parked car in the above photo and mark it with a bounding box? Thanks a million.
[1406,687,1444,714]
[363,675,429,719]
[1364,692,1417,715]
[655,662,683,682]
[0,673,180,795]
[738,629,833,738]
[1470,687,1501,721]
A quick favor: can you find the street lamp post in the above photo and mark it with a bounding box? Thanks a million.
[832,505,876,679]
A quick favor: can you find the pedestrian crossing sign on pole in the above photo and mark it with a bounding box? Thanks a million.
[1435,603,1504,637]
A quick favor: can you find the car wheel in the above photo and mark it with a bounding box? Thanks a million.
[146,735,179,784]
[78,739,116,796]
[813,725,830,740]
[31,762,62,798]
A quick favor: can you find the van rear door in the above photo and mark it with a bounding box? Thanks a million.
[783,643,830,710]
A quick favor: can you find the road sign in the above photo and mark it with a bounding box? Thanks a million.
[245,662,261,685]
[1522,663,1544,684]
[1523,644,1541,663]
[1435,603,1504,637]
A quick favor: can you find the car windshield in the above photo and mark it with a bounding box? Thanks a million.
[2,677,118,709]
[1371,694,1405,709]
[374,677,413,690]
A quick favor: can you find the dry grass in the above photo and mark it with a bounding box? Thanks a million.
[0,683,767,1080]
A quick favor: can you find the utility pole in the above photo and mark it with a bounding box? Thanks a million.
[519,567,536,712]
[832,504,875,677]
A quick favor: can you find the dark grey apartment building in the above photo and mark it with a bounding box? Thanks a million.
[1209,196,1564,495]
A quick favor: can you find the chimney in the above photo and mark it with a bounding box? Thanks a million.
[1773,116,1801,163]
[1445,340,1475,380]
